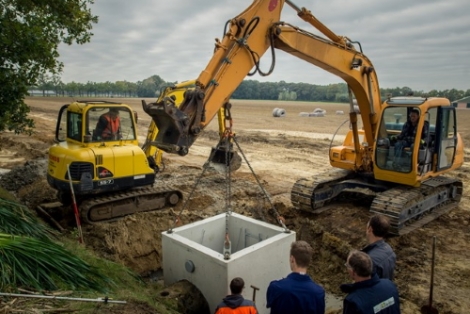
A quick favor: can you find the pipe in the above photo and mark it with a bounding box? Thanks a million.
[0,293,127,304]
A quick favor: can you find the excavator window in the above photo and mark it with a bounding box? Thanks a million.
[87,107,137,142]
[67,112,82,142]
[56,106,68,142]
[437,108,456,170]
[376,106,433,173]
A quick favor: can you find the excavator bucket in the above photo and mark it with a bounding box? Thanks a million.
[209,146,242,171]
[142,98,192,156]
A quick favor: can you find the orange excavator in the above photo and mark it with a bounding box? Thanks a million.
[142,0,464,235]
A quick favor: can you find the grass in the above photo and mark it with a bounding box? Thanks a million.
[0,194,180,313]
[0,233,181,313]
[47,237,177,313]
[0,187,17,202]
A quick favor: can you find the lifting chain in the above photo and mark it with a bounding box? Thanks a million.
[223,103,234,259]
[168,103,290,241]
[231,136,289,232]
[225,103,289,232]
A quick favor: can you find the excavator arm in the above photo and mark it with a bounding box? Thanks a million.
[142,0,381,171]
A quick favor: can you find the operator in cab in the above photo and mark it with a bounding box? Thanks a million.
[96,108,121,140]
[393,108,429,158]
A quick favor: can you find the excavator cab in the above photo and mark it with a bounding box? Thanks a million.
[375,106,430,173]
[373,97,462,186]
[55,101,138,144]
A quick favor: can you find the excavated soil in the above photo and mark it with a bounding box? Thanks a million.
[1,96,470,314]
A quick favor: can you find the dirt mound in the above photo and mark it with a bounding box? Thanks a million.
[0,159,48,191]
[0,159,57,209]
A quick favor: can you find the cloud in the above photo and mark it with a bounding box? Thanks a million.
[58,0,470,91]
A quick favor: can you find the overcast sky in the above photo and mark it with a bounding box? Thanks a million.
[58,0,470,91]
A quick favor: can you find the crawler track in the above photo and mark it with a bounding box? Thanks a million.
[80,186,182,224]
[291,169,354,212]
[370,176,462,235]
[291,169,462,235]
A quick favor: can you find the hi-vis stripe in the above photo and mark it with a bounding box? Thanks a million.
[373,297,395,313]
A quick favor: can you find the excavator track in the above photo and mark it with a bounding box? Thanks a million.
[291,169,355,212]
[292,169,462,236]
[370,176,462,236]
[80,186,182,224]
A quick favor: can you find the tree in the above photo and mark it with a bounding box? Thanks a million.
[36,73,54,96]
[0,0,98,134]
[137,75,166,97]
[51,75,65,97]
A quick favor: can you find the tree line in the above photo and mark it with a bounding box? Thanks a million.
[3,0,469,136]
[33,74,470,103]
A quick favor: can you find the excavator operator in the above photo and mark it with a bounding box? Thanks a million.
[95,108,121,140]
[392,108,429,158]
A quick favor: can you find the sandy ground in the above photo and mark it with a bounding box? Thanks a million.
[1,96,469,314]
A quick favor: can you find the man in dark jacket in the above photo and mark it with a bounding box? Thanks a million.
[266,240,325,314]
[362,215,396,280]
[394,108,429,158]
[215,277,258,314]
[341,250,400,314]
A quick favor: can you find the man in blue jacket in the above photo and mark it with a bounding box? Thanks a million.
[362,215,396,280]
[341,250,400,314]
[266,240,325,314]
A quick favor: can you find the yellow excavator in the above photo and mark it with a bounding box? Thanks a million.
[142,0,464,235]
[46,80,240,223]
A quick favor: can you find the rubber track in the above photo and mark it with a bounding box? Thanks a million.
[370,176,462,235]
[80,186,182,224]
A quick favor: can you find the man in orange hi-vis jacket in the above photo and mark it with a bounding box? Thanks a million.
[215,277,258,314]
[96,108,121,140]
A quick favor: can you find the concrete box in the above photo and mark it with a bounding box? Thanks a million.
[162,212,296,314]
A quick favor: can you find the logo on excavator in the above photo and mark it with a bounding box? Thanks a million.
[97,166,113,178]
[268,0,278,11]
[49,155,59,163]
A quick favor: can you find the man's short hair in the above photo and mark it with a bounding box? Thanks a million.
[368,215,390,238]
[410,108,420,116]
[109,108,119,114]
[229,277,244,295]
[290,240,313,268]
[347,250,373,277]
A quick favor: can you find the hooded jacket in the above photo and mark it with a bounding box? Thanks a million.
[215,294,257,314]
